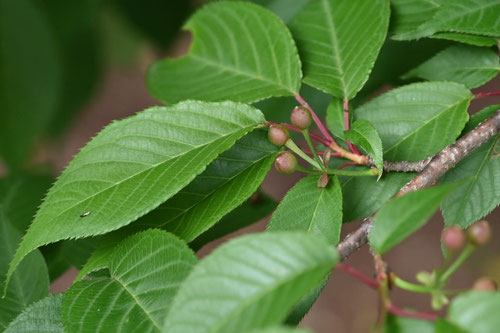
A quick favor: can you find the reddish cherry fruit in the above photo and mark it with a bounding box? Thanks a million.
[268,125,289,146]
[468,220,491,246]
[472,277,497,291]
[274,152,297,174]
[291,106,312,130]
[441,226,466,251]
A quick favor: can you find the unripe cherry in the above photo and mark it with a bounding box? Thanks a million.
[291,106,312,130]
[268,125,289,146]
[468,220,491,246]
[441,226,466,251]
[472,277,497,291]
[274,152,297,174]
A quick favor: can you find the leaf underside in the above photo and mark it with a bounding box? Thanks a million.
[134,129,278,242]
[404,45,500,89]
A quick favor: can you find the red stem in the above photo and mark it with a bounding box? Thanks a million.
[338,162,358,170]
[387,303,439,321]
[295,94,335,144]
[475,91,500,99]
[267,122,331,147]
[343,98,362,155]
[337,263,378,289]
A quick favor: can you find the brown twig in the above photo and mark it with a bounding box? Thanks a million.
[337,109,500,261]
[366,156,432,173]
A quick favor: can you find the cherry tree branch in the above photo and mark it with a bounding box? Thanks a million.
[366,156,433,172]
[337,109,500,261]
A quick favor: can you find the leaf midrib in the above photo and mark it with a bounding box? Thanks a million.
[453,137,498,220]
[384,97,470,155]
[307,188,325,234]
[114,276,161,332]
[190,54,293,92]
[321,0,347,97]
[206,263,331,332]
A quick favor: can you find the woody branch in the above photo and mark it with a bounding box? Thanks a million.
[337,109,500,261]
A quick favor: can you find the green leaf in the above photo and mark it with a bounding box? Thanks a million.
[267,176,343,245]
[5,294,64,333]
[41,237,99,281]
[147,2,302,104]
[326,98,347,140]
[431,32,498,47]
[340,172,415,222]
[190,193,277,251]
[463,104,500,132]
[135,129,278,242]
[403,45,500,89]
[355,82,472,161]
[390,0,442,36]
[0,0,62,168]
[384,314,435,333]
[6,101,264,290]
[396,0,500,40]
[448,292,500,333]
[369,183,459,254]
[344,120,384,176]
[440,106,500,227]
[250,327,312,333]
[163,232,338,332]
[0,173,53,233]
[0,209,49,330]
[284,274,329,325]
[289,0,390,99]
[434,320,468,333]
[74,244,114,283]
[62,230,197,333]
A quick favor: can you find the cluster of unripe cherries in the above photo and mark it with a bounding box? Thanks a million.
[441,220,497,291]
[269,106,313,174]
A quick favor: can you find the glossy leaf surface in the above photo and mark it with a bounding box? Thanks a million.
[148,2,302,104]
[7,101,264,289]
[356,82,472,161]
[63,230,197,333]
[289,0,389,99]
[267,176,343,245]
[163,232,338,333]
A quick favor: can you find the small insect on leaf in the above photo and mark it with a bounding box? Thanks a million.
[80,211,91,218]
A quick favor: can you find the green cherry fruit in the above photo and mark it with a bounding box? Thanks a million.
[468,220,491,246]
[291,106,312,130]
[268,125,290,146]
[472,277,498,291]
[442,226,466,251]
[274,151,297,174]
